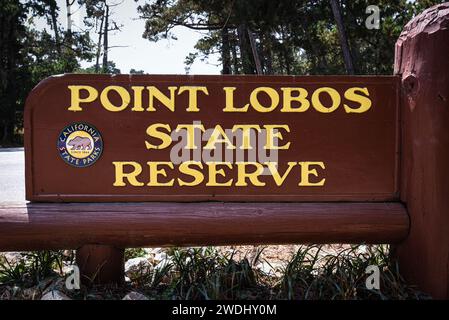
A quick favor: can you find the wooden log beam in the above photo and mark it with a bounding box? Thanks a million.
[0,202,409,251]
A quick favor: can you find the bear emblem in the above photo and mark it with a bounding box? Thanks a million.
[67,136,92,150]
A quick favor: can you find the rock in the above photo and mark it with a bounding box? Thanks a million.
[153,252,169,264]
[122,291,149,300]
[125,257,151,271]
[12,285,20,293]
[2,252,23,265]
[357,245,368,254]
[0,287,12,300]
[154,259,170,270]
[62,250,73,258]
[124,257,151,280]
[256,261,283,276]
[37,276,64,292]
[145,249,170,264]
[144,247,162,255]
[60,262,76,276]
[41,290,71,300]
[256,262,272,274]
[22,287,40,300]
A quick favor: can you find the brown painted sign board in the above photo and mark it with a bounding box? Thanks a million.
[25,74,399,202]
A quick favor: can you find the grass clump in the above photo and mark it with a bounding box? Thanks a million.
[277,245,429,300]
[161,247,264,300]
[0,251,65,285]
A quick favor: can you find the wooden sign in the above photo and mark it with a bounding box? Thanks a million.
[25,74,399,202]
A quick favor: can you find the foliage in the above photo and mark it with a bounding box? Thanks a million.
[130,68,147,75]
[277,245,429,300]
[124,248,147,260]
[0,251,64,285]
[81,0,123,73]
[0,0,95,145]
[0,245,430,300]
[0,0,127,145]
[0,1,446,144]
[138,0,446,75]
[163,247,260,299]
[77,60,121,74]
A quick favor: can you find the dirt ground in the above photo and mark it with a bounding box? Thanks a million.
[218,244,353,264]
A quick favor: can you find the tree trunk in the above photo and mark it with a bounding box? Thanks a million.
[49,1,61,55]
[65,0,74,39]
[280,27,291,75]
[330,0,355,74]
[2,10,19,145]
[1,121,9,145]
[247,27,262,75]
[237,23,254,74]
[102,4,109,73]
[284,48,291,74]
[262,32,273,75]
[221,27,231,74]
[95,12,105,73]
[231,35,239,74]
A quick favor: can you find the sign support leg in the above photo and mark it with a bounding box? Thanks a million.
[395,3,449,299]
[76,244,124,286]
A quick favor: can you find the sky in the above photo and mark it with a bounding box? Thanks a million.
[31,0,221,75]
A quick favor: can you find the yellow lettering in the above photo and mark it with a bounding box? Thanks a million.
[175,123,206,150]
[68,85,98,112]
[250,87,279,113]
[113,161,144,187]
[235,162,266,187]
[223,87,249,112]
[206,162,233,186]
[311,87,341,113]
[281,88,310,112]
[344,87,372,113]
[263,125,291,150]
[147,161,175,186]
[178,86,209,112]
[147,86,177,112]
[178,161,204,186]
[231,124,261,150]
[265,162,297,186]
[145,123,172,150]
[100,85,131,112]
[131,86,145,111]
[204,125,236,150]
[298,162,326,186]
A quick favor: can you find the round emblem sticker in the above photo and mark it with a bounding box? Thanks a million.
[57,123,103,168]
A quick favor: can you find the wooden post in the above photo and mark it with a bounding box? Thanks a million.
[395,3,449,299]
[76,244,124,286]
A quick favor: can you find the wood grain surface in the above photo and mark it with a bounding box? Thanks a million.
[0,202,409,251]
[25,75,400,202]
[395,3,449,299]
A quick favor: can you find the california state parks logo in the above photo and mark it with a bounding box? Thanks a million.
[57,122,103,168]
